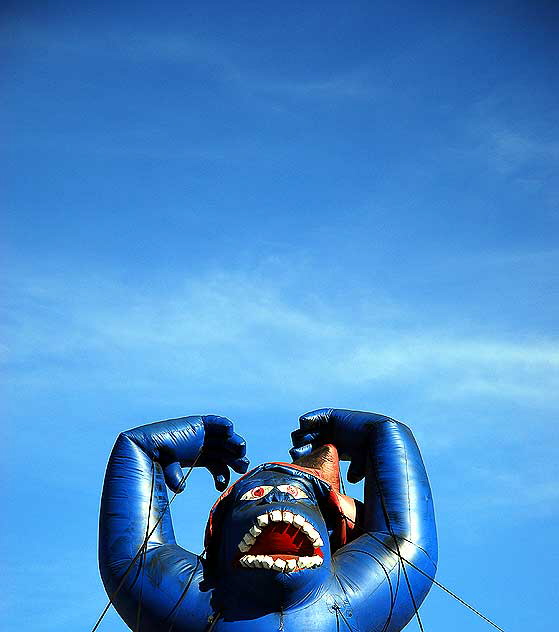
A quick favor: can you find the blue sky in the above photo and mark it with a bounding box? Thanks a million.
[1,1,558,630]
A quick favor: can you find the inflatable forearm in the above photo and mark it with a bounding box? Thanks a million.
[99,409,437,631]
[290,408,437,630]
[99,416,248,629]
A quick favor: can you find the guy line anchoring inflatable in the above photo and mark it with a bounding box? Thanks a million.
[98,408,437,631]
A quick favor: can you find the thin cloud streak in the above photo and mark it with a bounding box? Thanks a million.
[443,463,559,518]
[3,24,382,103]
[486,127,559,175]
[3,269,558,404]
[466,98,559,189]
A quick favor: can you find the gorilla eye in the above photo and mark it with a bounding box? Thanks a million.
[240,485,273,500]
[277,484,308,499]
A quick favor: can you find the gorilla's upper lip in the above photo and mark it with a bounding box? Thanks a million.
[236,509,324,572]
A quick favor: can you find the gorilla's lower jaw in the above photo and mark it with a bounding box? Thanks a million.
[239,553,323,572]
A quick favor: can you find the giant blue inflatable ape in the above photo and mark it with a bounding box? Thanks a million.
[99,408,437,631]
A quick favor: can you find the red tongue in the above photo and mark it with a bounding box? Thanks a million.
[248,524,315,557]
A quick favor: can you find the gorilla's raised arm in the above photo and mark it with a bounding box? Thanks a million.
[99,415,248,631]
[291,409,437,632]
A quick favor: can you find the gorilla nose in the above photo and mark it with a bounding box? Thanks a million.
[262,489,292,503]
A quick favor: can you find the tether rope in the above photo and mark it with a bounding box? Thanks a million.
[333,603,357,632]
[346,546,401,632]
[334,606,341,632]
[166,549,206,631]
[372,454,425,632]
[343,512,506,632]
[93,447,506,632]
[134,461,156,632]
[205,611,222,631]
[90,450,202,632]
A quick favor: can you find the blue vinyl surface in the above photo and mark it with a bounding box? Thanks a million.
[99,409,437,631]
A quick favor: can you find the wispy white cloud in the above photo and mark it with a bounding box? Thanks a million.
[343,337,559,395]
[243,65,382,101]
[485,127,559,176]
[2,25,232,70]
[3,267,558,408]
[3,24,382,104]
[450,463,559,518]
[466,96,559,198]
[447,248,559,269]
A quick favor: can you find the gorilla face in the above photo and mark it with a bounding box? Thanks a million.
[210,466,332,612]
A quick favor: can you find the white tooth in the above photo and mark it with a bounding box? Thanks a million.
[282,511,294,523]
[261,556,274,569]
[293,514,305,527]
[243,533,256,545]
[256,514,269,527]
[252,556,263,568]
[285,559,297,572]
[302,522,317,540]
[298,556,311,568]
[238,541,250,552]
[240,555,249,567]
[270,510,282,522]
[272,558,286,571]
[313,555,323,567]
[249,525,262,537]
[313,536,324,547]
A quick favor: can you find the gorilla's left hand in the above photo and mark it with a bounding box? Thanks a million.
[290,407,396,483]
[124,415,249,492]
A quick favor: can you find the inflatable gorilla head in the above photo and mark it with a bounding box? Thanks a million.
[204,445,360,616]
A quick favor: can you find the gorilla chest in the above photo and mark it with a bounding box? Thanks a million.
[213,594,357,632]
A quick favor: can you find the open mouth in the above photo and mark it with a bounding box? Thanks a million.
[236,510,324,572]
